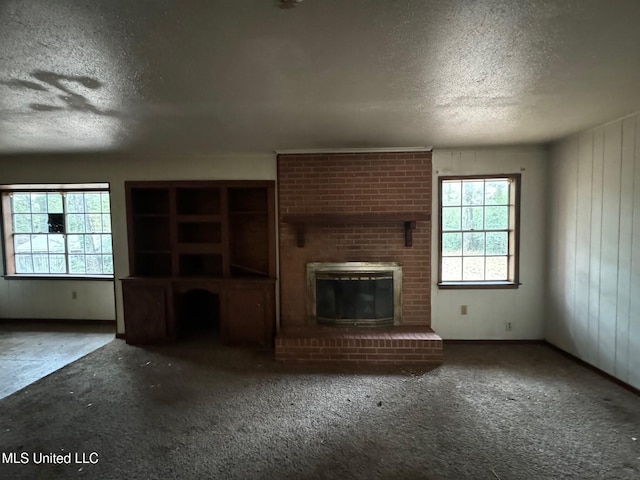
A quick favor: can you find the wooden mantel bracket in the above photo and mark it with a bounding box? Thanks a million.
[404,220,417,247]
[282,212,430,248]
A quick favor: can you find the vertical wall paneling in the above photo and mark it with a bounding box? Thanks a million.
[599,123,622,374]
[589,127,604,366]
[614,117,636,382]
[629,118,640,389]
[575,133,594,363]
[565,139,579,351]
[549,112,640,390]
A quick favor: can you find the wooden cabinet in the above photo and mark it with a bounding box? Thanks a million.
[122,279,172,344]
[123,181,276,346]
[223,283,274,346]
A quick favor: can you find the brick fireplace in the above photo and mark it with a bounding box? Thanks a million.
[275,151,443,365]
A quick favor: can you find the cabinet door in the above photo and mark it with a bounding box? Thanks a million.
[123,283,170,344]
[223,286,273,346]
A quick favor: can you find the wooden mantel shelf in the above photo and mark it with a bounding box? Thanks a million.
[282,212,431,247]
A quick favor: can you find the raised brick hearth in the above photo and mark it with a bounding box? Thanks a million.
[275,326,443,365]
[276,151,443,365]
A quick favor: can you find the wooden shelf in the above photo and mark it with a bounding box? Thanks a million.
[176,214,222,222]
[281,212,430,247]
[176,243,223,254]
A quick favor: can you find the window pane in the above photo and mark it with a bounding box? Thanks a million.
[86,214,103,233]
[486,256,508,280]
[485,206,508,230]
[463,257,485,281]
[442,207,461,231]
[101,193,110,213]
[32,214,49,233]
[463,232,485,255]
[102,214,112,233]
[442,233,462,256]
[65,193,85,213]
[461,207,483,231]
[30,193,47,213]
[12,194,31,213]
[32,254,49,273]
[13,214,32,233]
[462,180,484,205]
[47,193,63,213]
[67,235,84,254]
[66,214,86,233]
[85,255,102,274]
[15,254,34,273]
[485,180,509,205]
[101,235,113,254]
[30,234,48,253]
[47,213,65,233]
[49,255,66,274]
[442,182,461,206]
[486,232,508,255]
[14,235,31,253]
[102,255,114,274]
[85,235,102,254]
[69,255,86,274]
[48,234,66,253]
[85,193,102,213]
[442,257,462,281]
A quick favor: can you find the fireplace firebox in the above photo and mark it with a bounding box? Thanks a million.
[307,262,402,326]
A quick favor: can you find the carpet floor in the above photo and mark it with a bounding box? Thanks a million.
[0,337,639,479]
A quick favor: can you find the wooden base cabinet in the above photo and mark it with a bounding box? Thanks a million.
[122,278,274,346]
[122,280,172,345]
[223,283,275,346]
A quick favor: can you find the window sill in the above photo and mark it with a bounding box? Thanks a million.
[3,275,114,281]
[438,281,520,290]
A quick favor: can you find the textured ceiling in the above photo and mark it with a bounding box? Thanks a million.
[1,0,640,156]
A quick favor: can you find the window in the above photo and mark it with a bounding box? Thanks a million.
[438,175,520,288]
[1,184,113,277]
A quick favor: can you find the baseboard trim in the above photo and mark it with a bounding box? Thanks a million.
[543,341,640,397]
[0,318,116,326]
[444,339,545,345]
[115,333,126,340]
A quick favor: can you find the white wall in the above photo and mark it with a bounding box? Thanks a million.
[547,113,640,389]
[0,152,277,333]
[431,148,547,339]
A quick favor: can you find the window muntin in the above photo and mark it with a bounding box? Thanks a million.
[438,175,519,287]
[2,186,113,277]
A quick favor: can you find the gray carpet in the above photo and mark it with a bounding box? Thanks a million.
[0,337,639,479]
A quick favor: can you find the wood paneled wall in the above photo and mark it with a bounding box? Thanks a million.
[547,113,640,389]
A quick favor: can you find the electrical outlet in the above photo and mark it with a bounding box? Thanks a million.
[72,291,77,300]
[461,305,467,315]
[505,321,512,331]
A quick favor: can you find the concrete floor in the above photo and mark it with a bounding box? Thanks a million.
[0,321,115,399]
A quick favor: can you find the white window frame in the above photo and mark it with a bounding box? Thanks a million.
[1,183,114,279]
[437,174,521,289]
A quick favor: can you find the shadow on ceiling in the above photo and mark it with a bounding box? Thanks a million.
[0,70,121,117]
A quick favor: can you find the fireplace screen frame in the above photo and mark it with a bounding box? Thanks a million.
[306,262,402,326]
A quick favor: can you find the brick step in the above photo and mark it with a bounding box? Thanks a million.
[275,326,443,365]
